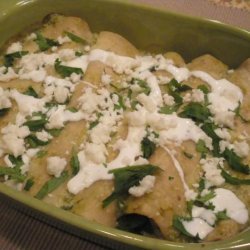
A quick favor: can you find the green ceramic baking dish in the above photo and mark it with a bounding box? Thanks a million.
[0,0,249,249]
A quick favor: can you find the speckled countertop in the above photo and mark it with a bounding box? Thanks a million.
[209,0,250,11]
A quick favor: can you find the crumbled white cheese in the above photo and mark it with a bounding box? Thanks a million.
[58,49,76,61]
[192,71,243,128]
[214,128,231,141]
[85,142,107,164]
[46,105,85,129]
[57,36,71,45]
[54,85,70,104]
[163,93,175,106]
[6,42,22,54]
[47,156,67,177]
[21,148,40,174]
[129,175,155,197]
[0,87,12,109]
[125,109,147,127]
[233,140,249,158]
[183,89,205,103]
[0,67,18,82]
[4,155,14,168]
[0,124,30,157]
[101,73,112,85]
[35,130,52,142]
[10,89,46,116]
[19,68,47,82]
[26,32,37,41]
[200,157,225,186]
[136,93,157,112]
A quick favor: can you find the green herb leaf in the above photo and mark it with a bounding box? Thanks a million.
[24,113,47,132]
[23,86,38,98]
[67,107,78,113]
[200,122,221,156]
[131,78,151,95]
[159,104,180,114]
[35,171,68,199]
[0,108,10,117]
[8,155,24,168]
[46,128,62,137]
[167,79,191,104]
[25,134,50,148]
[36,150,47,158]
[196,190,216,203]
[115,96,126,110]
[70,150,80,175]
[89,120,99,130]
[54,58,83,78]
[0,166,25,182]
[64,31,87,44]
[220,168,250,185]
[173,216,196,239]
[179,102,211,123]
[35,32,59,51]
[103,164,159,207]
[198,178,205,193]
[4,51,28,67]
[24,178,34,191]
[234,103,250,123]
[197,84,210,94]
[223,148,250,175]
[216,210,229,221]
[75,51,83,57]
[196,139,209,158]
[141,137,156,159]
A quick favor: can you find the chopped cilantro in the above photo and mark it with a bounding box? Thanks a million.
[35,32,59,51]
[131,78,151,95]
[0,166,25,182]
[54,58,83,78]
[75,51,84,57]
[216,210,229,222]
[4,51,28,67]
[220,168,250,185]
[102,164,159,207]
[159,104,180,114]
[25,134,50,148]
[234,103,249,123]
[23,86,38,98]
[70,149,80,176]
[24,113,47,132]
[64,31,87,44]
[179,102,211,124]
[24,178,34,191]
[166,79,191,104]
[141,137,156,159]
[172,216,197,239]
[36,150,47,158]
[46,128,62,137]
[35,171,68,199]
[8,155,24,168]
[222,148,250,175]
[196,139,209,158]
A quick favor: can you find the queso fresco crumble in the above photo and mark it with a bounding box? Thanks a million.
[0,14,249,242]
